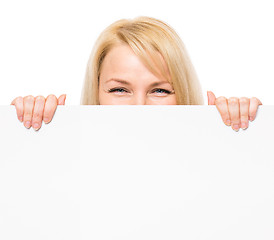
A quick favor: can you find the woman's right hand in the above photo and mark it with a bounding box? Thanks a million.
[11,94,66,131]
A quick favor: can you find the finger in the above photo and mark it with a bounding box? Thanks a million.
[23,95,35,129]
[239,97,250,129]
[228,97,240,131]
[11,97,24,122]
[32,96,46,131]
[249,97,263,121]
[215,96,231,126]
[11,97,18,105]
[58,94,66,105]
[43,94,58,124]
[207,91,216,105]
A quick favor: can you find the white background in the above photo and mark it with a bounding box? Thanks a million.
[0,0,273,105]
[1,106,274,239]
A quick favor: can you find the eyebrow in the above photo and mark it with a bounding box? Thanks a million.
[106,78,171,88]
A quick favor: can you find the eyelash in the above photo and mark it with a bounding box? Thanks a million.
[108,88,172,94]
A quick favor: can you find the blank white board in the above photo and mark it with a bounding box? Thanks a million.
[0,105,274,240]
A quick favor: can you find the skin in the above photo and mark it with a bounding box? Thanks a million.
[11,44,262,131]
[98,44,177,105]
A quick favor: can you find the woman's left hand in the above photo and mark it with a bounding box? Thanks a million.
[207,91,262,131]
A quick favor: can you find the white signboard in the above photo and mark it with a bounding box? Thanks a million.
[0,106,273,240]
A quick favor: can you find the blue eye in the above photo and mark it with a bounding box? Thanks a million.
[152,88,172,94]
[108,88,128,93]
[108,88,173,94]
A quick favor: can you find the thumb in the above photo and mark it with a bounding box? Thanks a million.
[58,94,66,105]
[207,91,216,105]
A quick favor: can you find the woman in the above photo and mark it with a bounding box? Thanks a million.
[11,16,262,131]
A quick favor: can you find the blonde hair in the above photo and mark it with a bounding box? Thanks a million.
[80,16,204,105]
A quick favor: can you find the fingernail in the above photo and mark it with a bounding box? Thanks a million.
[33,123,40,130]
[226,120,231,126]
[44,118,49,123]
[250,116,254,121]
[24,121,31,129]
[19,116,23,122]
[241,122,248,129]
[233,124,239,131]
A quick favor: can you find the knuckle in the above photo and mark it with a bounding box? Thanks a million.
[228,97,238,104]
[33,112,41,119]
[24,95,34,100]
[240,112,249,118]
[47,94,57,101]
[215,96,226,104]
[241,116,249,122]
[250,97,258,101]
[24,113,32,120]
[15,96,23,102]
[232,120,241,125]
[239,97,249,104]
[228,97,239,102]
[36,95,45,101]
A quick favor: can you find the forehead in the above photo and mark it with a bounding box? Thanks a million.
[100,44,170,82]
[101,44,149,73]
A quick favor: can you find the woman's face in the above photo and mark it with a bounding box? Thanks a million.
[98,44,177,105]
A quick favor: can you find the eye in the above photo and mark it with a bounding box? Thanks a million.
[151,88,172,94]
[108,88,128,93]
[107,88,174,95]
